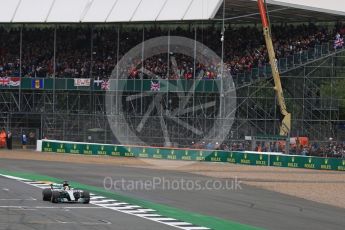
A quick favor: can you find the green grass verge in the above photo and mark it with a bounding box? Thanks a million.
[0,169,263,230]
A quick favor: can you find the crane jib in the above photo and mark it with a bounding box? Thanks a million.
[257,0,291,135]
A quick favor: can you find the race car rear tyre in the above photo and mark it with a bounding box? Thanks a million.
[51,191,60,203]
[82,191,90,204]
[42,188,52,201]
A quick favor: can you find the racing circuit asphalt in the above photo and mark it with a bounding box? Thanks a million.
[0,175,177,230]
[0,157,344,230]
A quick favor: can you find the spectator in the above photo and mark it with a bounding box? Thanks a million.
[29,131,35,145]
[21,132,27,149]
[6,131,12,150]
[0,23,343,80]
[0,128,6,148]
[206,142,214,150]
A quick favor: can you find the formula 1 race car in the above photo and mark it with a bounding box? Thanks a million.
[42,181,90,204]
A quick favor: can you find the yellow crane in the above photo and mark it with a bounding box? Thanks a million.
[257,0,291,136]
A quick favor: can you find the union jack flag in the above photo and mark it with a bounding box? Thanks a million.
[150,80,160,91]
[101,80,109,90]
[0,77,9,86]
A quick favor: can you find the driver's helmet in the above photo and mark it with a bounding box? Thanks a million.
[63,181,69,190]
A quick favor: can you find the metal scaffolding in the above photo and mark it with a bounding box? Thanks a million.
[1,24,345,148]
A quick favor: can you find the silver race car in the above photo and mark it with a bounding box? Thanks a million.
[42,181,90,204]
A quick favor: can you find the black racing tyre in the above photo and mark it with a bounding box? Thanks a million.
[42,188,52,201]
[51,191,60,203]
[82,191,90,204]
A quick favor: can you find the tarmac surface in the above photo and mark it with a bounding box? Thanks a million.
[0,176,178,230]
[0,157,344,230]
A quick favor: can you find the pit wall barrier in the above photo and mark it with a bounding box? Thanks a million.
[39,140,345,171]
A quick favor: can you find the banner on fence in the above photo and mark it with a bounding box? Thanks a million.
[0,77,21,87]
[41,140,345,171]
[74,78,91,87]
[32,79,44,89]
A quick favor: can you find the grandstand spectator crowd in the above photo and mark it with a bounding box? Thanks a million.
[0,23,344,80]
[293,142,345,158]
[212,140,345,158]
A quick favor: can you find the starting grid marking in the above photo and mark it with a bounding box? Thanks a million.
[0,174,210,230]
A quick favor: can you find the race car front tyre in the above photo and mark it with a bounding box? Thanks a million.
[42,188,52,201]
[82,191,90,204]
[51,191,60,203]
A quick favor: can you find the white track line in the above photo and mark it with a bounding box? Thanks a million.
[0,174,210,230]
[0,206,104,209]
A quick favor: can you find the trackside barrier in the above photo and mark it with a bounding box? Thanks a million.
[39,140,345,171]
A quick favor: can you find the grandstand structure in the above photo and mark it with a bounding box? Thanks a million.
[1,0,345,148]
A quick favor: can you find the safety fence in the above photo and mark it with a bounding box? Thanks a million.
[40,140,345,171]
